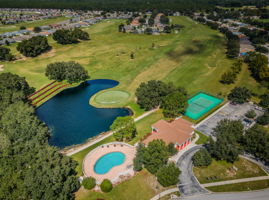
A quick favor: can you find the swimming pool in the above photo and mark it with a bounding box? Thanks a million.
[185,92,223,120]
[94,152,126,174]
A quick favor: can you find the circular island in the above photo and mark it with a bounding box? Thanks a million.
[83,142,136,184]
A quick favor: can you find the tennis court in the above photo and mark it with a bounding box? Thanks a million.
[185,92,223,120]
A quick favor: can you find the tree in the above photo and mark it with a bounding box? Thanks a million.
[53,29,78,44]
[133,143,146,171]
[130,52,135,59]
[160,15,169,25]
[167,143,178,156]
[245,109,257,119]
[33,26,42,33]
[208,119,243,163]
[20,26,26,30]
[156,163,180,187]
[242,125,269,163]
[161,91,188,118]
[0,46,14,61]
[256,111,269,125]
[45,61,89,83]
[0,72,34,115]
[228,87,251,104]
[220,71,236,84]
[82,177,96,190]
[143,140,170,174]
[247,53,269,81]
[192,149,212,167]
[17,36,51,57]
[110,116,137,141]
[135,80,176,110]
[100,179,113,193]
[72,28,90,40]
[259,94,269,108]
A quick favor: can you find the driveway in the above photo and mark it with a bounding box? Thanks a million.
[177,146,208,197]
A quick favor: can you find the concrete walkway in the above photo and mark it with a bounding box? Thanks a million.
[150,187,179,200]
[65,108,158,156]
[202,176,269,187]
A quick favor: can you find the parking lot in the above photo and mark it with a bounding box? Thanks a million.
[195,102,264,137]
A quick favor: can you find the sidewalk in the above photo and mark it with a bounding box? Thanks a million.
[65,108,159,156]
[150,187,179,200]
[202,176,269,188]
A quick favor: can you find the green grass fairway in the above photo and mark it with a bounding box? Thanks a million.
[194,158,267,184]
[1,16,265,114]
[76,170,167,200]
[93,90,130,106]
[206,179,269,192]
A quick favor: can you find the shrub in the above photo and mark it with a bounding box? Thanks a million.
[17,36,51,57]
[156,163,180,187]
[100,179,113,193]
[82,177,96,190]
[192,149,212,167]
[245,110,257,119]
[256,112,269,125]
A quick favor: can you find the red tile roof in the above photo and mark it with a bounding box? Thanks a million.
[143,118,194,146]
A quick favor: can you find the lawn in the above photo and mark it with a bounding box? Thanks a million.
[0,16,68,33]
[1,16,265,114]
[195,130,209,145]
[75,170,167,200]
[206,179,269,192]
[193,158,267,184]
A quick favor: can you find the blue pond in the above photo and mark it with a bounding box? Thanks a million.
[36,79,130,148]
[94,152,126,174]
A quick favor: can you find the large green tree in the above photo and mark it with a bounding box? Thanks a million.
[142,140,170,174]
[192,149,212,167]
[0,46,14,61]
[17,36,51,57]
[110,116,137,141]
[156,163,180,187]
[228,87,251,104]
[161,91,188,118]
[45,61,89,83]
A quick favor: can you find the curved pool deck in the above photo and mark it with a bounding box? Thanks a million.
[83,142,136,184]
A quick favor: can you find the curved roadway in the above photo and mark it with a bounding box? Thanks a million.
[177,145,208,197]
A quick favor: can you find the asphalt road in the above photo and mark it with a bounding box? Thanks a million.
[177,146,208,197]
[180,189,269,200]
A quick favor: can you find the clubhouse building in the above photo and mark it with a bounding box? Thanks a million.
[143,118,194,150]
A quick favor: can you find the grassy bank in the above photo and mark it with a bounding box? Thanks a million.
[194,158,267,184]
[75,170,167,200]
[206,179,269,192]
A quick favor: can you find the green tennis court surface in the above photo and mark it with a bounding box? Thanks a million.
[185,92,223,120]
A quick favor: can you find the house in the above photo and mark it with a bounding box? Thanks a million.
[131,17,140,26]
[143,118,194,150]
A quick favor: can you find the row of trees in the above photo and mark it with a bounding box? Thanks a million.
[45,61,89,83]
[52,28,89,45]
[133,140,180,187]
[0,73,79,200]
[220,59,243,84]
[135,80,188,118]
